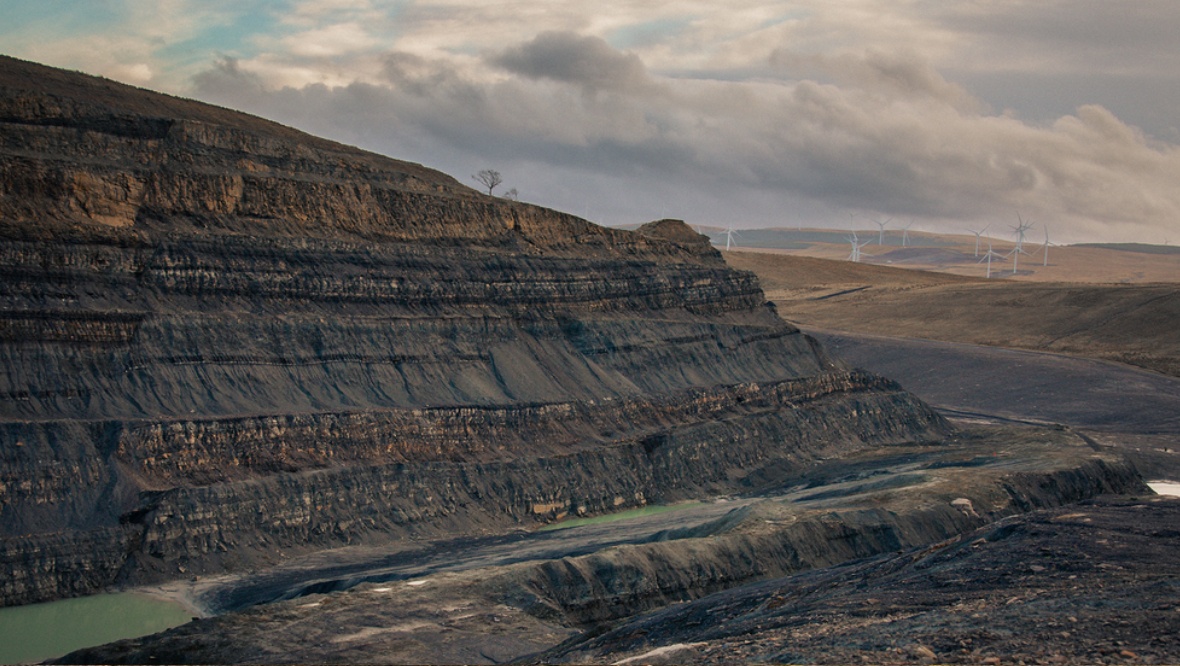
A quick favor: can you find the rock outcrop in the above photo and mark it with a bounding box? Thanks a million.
[0,56,950,607]
[47,429,1149,665]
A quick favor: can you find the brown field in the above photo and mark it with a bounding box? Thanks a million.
[729,229,1180,284]
[725,248,1180,378]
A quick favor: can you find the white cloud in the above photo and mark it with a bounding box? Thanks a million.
[6,0,1180,242]
[0,0,245,91]
[282,23,383,58]
[192,29,1180,243]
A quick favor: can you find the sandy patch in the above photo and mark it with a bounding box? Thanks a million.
[613,643,707,665]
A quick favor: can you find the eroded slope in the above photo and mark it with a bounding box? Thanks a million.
[0,56,946,606]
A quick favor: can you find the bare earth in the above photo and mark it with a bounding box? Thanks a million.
[54,239,1180,665]
[725,250,1180,378]
[61,426,1150,665]
[543,495,1180,665]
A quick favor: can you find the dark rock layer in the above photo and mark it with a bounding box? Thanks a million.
[541,494,1179,665]
[0,56,952,606]
[47,433,1148,665]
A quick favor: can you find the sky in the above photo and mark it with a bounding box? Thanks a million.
[2,1,1179,244]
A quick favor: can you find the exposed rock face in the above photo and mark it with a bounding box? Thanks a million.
[0,56,950,606]
[47,431,1148,665]
[540,495,1179,666]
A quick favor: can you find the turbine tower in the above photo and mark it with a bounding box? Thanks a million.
[845,231,871,262]
[900,221,913,247]
[1006,245,1021,274]
[1003,213,1035,274]
[967,225,990,257]
[978,240,1003,278]
[873,217,891,245]
[846,231,861,261]
[1011,213,1034,255]
[723,222,741,251]
[1041,226,1051,266]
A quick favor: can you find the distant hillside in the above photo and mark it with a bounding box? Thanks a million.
[701,227,959,251]
[729,250,1180,378]
[1074,243,1180,255]
[723,250,977,293]
[713,227,1180,284]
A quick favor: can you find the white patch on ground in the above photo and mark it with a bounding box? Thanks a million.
[613,643,707,665]
[406,579,429,586]
[1148,481,1180,497]
[369,587,392,593]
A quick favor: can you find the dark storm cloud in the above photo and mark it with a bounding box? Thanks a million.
[187,17,1180,243]
[490,31,651,92]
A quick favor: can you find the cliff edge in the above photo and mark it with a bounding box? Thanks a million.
[0,56,948,606]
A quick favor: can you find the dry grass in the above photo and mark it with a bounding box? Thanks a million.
[725,248,1180,378]
[729,231,1180,284]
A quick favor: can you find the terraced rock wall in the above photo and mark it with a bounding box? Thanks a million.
[1,370,948,606]
[0,56,951,607]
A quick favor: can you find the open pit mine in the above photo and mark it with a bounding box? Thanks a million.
[0,56,1161,664]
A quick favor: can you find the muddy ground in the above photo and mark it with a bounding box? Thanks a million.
[51,299,1180,665]
[543,495,1180,665]
[55,424,1150,664]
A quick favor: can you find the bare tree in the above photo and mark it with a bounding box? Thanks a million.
[473,169,503,195]
[502,188,518,201]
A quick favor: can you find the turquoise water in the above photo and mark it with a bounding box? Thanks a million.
[0,591,194,664]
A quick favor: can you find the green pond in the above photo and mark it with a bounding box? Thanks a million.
[0,591,194,664]
[538,501,701,531]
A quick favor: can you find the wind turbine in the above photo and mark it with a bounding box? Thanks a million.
[1004,213,1035,274]
[846,231,861,261]
[900,221,913,247]
[978,240,1003,278]
[1040,226,1052,266]
[966,225,990,257]
[1011,213,1034,255]
[723,222,742,250]
[873,217,892,245]
[1005,245,1022,274]
[857,239,872,261]
[845,231,871,262]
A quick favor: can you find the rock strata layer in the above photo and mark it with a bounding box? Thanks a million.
[0,56,955,606]
[49,429,1149,665]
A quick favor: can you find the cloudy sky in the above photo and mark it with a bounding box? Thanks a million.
[3,1,1179,243]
